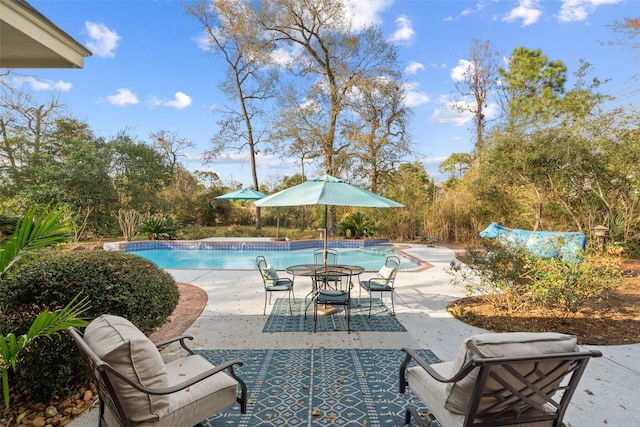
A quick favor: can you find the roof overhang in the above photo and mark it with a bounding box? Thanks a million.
[0,0,92,69]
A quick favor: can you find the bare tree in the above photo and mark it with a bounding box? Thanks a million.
[345,74,411,193]
[0,84,66,186]
[259,0,399,177]
[186,0,277,229]
[453,39,500,164]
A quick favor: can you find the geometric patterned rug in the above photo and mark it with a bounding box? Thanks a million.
[197,348,440,426]
[263,298,406,333]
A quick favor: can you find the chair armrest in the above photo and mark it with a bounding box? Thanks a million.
[367,277,390,286]
[399,348,476,393]
[103,358,245,396]
[154,335,196,355]
[399,347,603,394]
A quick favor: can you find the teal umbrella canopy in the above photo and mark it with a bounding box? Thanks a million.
[216,188,268,200]
[254,175,403,208]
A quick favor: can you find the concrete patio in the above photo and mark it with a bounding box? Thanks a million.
[70,244,639,426]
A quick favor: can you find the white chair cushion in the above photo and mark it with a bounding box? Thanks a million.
[158,355,239,426]
[378,265,394,280]
[408,361,556,427]
[444,332,578,414]
[84,315,170,422]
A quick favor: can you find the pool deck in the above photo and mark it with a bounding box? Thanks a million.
[71,243,640,426]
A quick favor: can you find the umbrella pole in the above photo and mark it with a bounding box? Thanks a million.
[324,205,328,267]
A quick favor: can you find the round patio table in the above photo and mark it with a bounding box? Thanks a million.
[286,264,364,316]
[286,263,365,278]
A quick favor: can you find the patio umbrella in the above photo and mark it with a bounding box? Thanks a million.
[216,188,267,230]
[215,188,267,200]
[254,174,403,264]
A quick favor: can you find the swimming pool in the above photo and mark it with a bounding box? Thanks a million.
[122,241,421,270]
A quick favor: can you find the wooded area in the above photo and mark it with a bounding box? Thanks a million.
[1,1,639,251]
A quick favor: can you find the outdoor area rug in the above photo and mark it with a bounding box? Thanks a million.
[197,348,439,426]
[263,298,406,333]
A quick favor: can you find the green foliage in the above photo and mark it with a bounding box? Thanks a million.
[528,255,623,319]
[138,215,179,240]
[448,240,533,311]
[0,204,72,278]
[337,212,375,239]
[449,241,622,320]
[0,295,90,409]
[0,251,179,401]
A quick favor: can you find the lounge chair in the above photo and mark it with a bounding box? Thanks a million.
[68,314,247,427]
[399,332,602,427]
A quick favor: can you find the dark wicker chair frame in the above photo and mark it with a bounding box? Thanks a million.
[399,347,602,427]
[68,327,247,427]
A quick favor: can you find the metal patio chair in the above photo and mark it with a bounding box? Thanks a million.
[359,255,400,315]
[68,314,247,427]
[399,332,602,427]
[313,266,353,333]
[256,255,294,315]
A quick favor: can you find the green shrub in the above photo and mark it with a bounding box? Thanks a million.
[448,240,533,312]
[527,254,623,319]
[138,215,179,240]
[337,212,375,239]
[449,240,623,319]
[0,250,179,401]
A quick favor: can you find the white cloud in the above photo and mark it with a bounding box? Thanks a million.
[165,92,192,109]
[12,76,72,92]
[106,88,139,106]
[557,0,621,23]
[390,15,415,43]
[450,59,474,82]
[503,0,543,27]
[195,32,212,52]
[403,82,430,108]
[344,0,393,29]
[405,61,425,75]
[85,21,121,57]
[431,95,500,126]
[149,92,193,109]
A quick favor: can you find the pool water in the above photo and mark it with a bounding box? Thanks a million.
[129,247,421,271]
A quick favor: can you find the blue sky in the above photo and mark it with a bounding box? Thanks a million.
[6,0,639,187]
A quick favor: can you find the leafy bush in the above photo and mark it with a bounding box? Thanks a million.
[449,240,622,319]
[528,255,622,319]
[138,215,179,240]
[448,240,533,312]
[337,212,375,239]
[0,250,179,401]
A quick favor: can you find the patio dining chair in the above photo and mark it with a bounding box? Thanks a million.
[399,332,602,427]
[313,266,353,333]
[256,255,294,315]
[68,314,247,427]
[359,255,400,316]
[313,248,338,265]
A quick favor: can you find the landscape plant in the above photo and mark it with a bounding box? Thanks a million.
[449,240,623,320]
[337,212,375,239]
[0,204,72,277]
[0,295,89,409]
[0,204,90,409]
[138,214,179,240]
[0,251,179,401]
[527,255,623,320]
